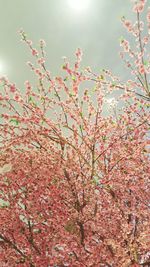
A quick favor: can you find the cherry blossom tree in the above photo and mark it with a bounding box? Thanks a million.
[0,0,149,266]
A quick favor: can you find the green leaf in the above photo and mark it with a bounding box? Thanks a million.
[0,200,9,208]
[64,76,68,81]
[41,119,46,125]
[145,103,150,108]
[79,112,83,118]
[102,135,107,141]
[79,124,83,130]
[10,119,19,125]
[28,96,32,102]
[62,64,66,70]
[99,75,104,80]
[119,36,124,43]
[71,76,76,81]
[144,61,149,66]
[112,82,117,87]
[69,93,75,97]
[28,96,37,106]
[92,86,97,92]
[93,176,99,185]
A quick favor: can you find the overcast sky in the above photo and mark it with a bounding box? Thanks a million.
[0,0,143,88]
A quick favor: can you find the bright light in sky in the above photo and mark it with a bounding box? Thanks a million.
[0,62,3,73]
[104,97,118,109]
[0,61,5,75]
[68,0,91,12]
[106,98,116,104]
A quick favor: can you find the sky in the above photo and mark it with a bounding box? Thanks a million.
[0,0,137,88]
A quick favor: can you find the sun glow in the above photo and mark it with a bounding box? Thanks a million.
[105,97,117,107]
[0,62,3,73]
[0,61,5,75]
[68,0,91,12]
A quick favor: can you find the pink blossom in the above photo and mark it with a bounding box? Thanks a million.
[120,39,130,52]
[37,57,45,65]
[10,84,16,93]
[74,62,79,70]
[140,0,147,4]
[39,39,46,47]
[32,49,38,56]
[35,69,42,77]
[0,3,149,266]
[139,64,145,74]
[73,86,78,94]
[1,113,9,119]
[147,8,150,22]
[75,48,82,58]
[133,3,145,13]
[25,80,31,89]
[14,94,20,101]
[143,36,149,44]
[123,19,133,32]
[26,39,33,46]
[124,20,131,28]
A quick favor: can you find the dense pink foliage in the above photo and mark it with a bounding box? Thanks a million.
[0,0,150,266]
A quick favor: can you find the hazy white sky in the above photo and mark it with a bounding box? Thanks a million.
[0,0,141,87]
